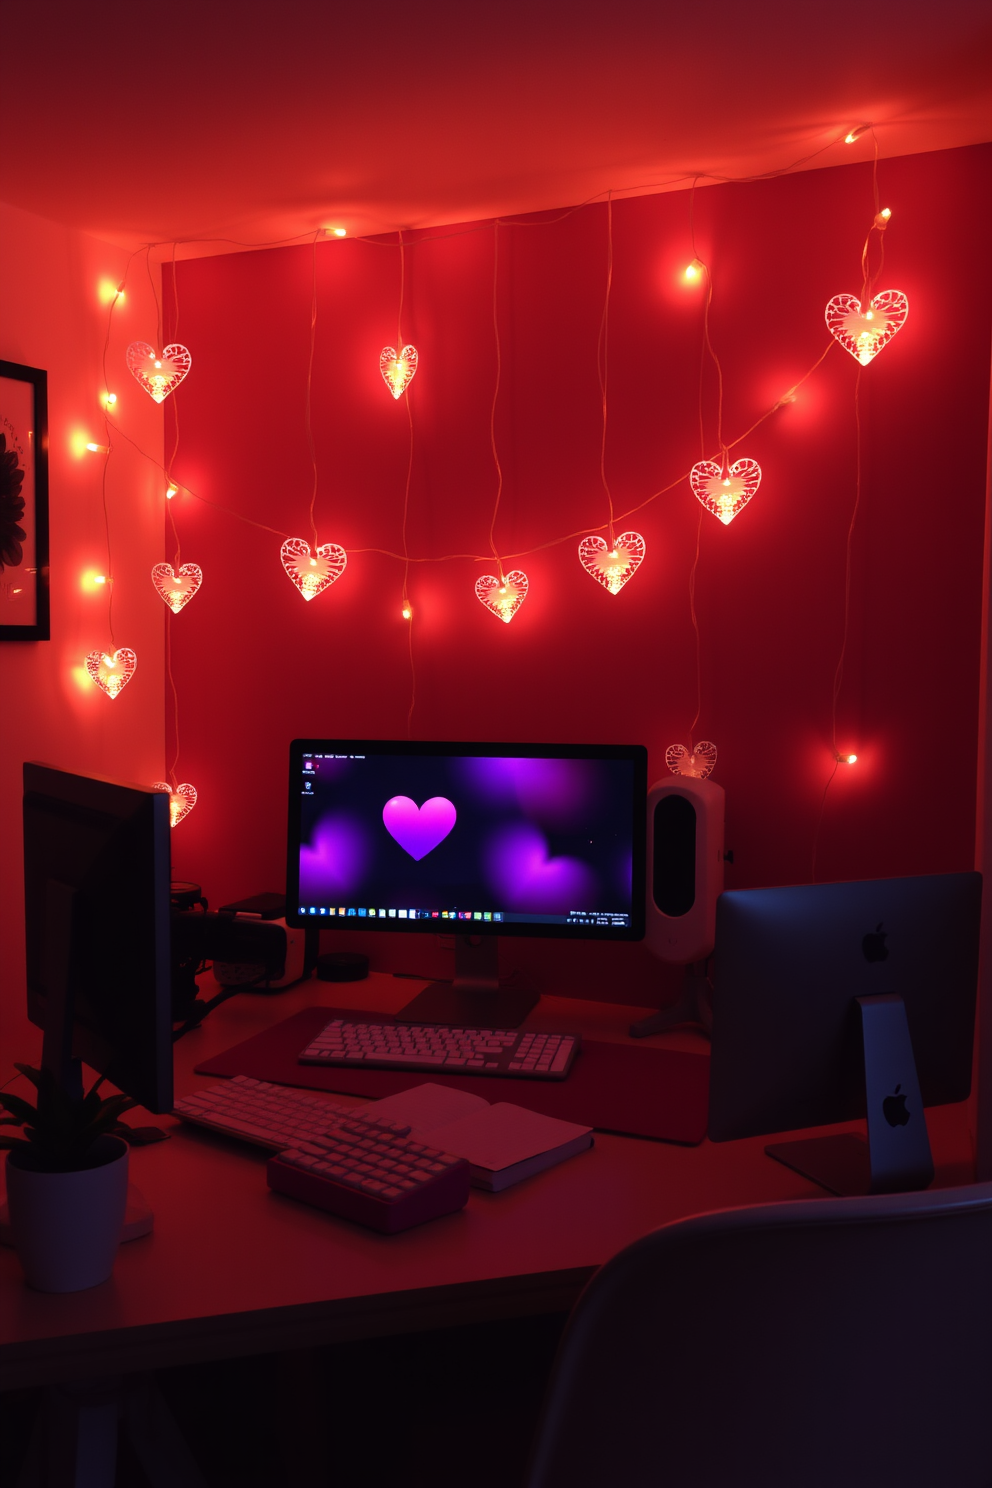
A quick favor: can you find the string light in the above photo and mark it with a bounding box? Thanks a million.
[379,345,418,399]
[684,260,704,282]
[79,570,108,592]
[666,742,718,779]
[825,290,909,366]
[845,124,870,144]
[151,562,203,614]
[86,441,110,455]
[152,781,197,828]
[401,602,413,621]
[475,570,528,623]
[690,458,762,525]
[280,537,347,600]
[835,751,858,765]
[126,341,192,403]
[578,532,646,594]
[84,647,137,699]
[102,392,117,409]
[166,484,178,499]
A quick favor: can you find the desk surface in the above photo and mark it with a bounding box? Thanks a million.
[0,974,975,1390]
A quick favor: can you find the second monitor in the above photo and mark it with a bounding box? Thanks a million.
[286,739,647,1027]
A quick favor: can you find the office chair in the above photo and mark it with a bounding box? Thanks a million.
[526,1182,992,1488]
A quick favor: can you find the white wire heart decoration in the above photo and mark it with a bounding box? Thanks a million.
[578,532,645,594]
[151,562,202,614]
[666,742,718,779]
[475,570,529,624]
[126,342,192,402]
[85,647,137,699]
[825,290,908,366]
[280,538,347,601]
[690,459,762,526]
[380,345,419,399]
[152,781,197,828]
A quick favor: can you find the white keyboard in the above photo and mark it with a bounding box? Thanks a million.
[173,1076,348,1150]
[298,1019,580,1080]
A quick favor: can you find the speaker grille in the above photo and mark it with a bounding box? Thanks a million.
[653,794,696,916]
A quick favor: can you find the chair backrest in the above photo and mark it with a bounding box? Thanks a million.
[526,1183,992,1488]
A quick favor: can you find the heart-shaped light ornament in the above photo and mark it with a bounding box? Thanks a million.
[85,647,137,699]
[152,781,197,828]
[379,345,418,399]
[151,562,202,614]
[578,532,646,594]
[665,742,718,780]
[280,538,347,601]
[126,342,192,403]
[690,459,762,526]
[825,290,908,366]
[475,570,529,624]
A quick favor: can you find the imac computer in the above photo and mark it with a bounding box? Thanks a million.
[285,739,647,1027]
[708,873,981,1196]
[23,762,174,1113]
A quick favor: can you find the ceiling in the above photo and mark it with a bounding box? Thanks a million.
[3,0,990,257]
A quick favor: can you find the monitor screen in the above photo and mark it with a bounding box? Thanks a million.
[286,740,647,941]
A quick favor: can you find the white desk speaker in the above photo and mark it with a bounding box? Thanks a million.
[645,775,725,965]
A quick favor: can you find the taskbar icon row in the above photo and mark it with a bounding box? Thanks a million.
[300,906,504,923]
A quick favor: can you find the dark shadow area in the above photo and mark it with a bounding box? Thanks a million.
[1,1311,568,1487]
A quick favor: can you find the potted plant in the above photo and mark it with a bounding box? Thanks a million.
[0,1063,138,1292]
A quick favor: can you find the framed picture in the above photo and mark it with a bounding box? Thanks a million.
[0,359,49,641]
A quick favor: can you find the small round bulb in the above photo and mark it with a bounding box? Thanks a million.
[166,484,177,499]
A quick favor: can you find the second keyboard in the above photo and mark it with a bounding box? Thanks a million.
[299,1019,579,1080]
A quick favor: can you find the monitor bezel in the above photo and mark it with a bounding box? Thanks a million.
[286,738,647,942]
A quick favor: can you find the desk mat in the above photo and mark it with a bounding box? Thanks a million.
[194,1006,709,1146]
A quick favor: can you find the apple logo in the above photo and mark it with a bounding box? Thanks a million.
[882,1084,911,1128]
[862,922,888,962]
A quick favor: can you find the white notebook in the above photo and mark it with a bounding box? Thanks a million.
[357,1082,593,1192]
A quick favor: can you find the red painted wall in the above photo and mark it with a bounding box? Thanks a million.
[0,203,165,1061]
[165,145,992,1006]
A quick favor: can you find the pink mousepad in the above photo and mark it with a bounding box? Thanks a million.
[194,1006,709,1145]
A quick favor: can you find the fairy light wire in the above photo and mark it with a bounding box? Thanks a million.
[305,228,321,546]
[487,221,506,580]
[597,191,617,548]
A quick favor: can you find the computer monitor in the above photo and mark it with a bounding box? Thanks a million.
[23,763,174,1113]
[708,873,981,1195]
[286,739,647,1027]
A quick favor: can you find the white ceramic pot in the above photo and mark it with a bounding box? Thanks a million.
[6,1135,129,1292]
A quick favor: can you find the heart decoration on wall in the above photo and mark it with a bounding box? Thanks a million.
[126,342,192,403]
[665,742,718,780]
[379,345,419,399]
[690,459,762,526]
[85,647,137,699]
[152,781,197,828]
[578,532,646,594]
[824,290,908,366]
[475,570,529,624]
[280,538,348,601]
[151,562,202,614]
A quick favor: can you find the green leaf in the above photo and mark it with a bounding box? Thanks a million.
[0,1093,37,1124]
[13,1064,44,1090]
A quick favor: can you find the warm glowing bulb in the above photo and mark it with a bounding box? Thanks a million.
[95,574,107,585]
[845,124,869,144]
[846,753,858,764]
[333,227,346,237]
[98,278,125,305]
[86,441,110,454]
[402,603,412,620]
[684,259,704,283]
[103,654,116,668]
[104,392,117,408]
[153,359,162,369]
[379,345,419,398]
[166,484,177,499]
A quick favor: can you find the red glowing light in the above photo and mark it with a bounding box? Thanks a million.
[85,647,137,699]
[578,532,645,594]
[666,742,718,779]
[280,537,347,600]
[825,290,908,366]
[151,562,203,614]
[152,781,197,827]
[126,342,192,402]
[379,345,418,399]
[690,459,762,525]
[475,571,528,624]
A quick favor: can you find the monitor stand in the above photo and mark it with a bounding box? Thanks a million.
[765,993,935,1197]
[395,935,539,1029]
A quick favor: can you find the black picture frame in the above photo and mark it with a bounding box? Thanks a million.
[0,359,50,641]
